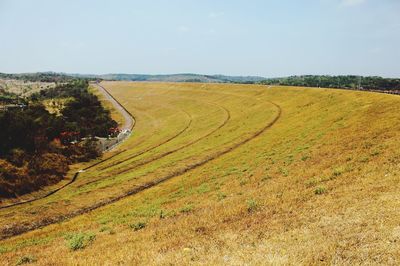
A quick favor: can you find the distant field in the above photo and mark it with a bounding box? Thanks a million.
[0,79,56,97]
[0,82,399,265]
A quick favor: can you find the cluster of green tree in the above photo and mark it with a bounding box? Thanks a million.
[31,80,118,137]
[259,75,400,92]
[0,72,82,83]
[0,81,117,198]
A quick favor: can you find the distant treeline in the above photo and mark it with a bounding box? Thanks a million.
[259,75,400,92]
[0,72,92,83]
[65,73,267,83]
[0,80,117,198]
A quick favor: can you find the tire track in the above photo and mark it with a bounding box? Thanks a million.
[95,92,232,172]
[90,87,254,173]
[0,101,281,240]
[97,106,193,172]
[77,102,230,188]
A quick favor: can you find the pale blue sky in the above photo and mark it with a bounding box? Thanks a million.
[0,0,399,77]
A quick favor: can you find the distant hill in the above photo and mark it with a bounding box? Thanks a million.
[0,72,266,84]
[0,72,77,83]
[72,73,266,83]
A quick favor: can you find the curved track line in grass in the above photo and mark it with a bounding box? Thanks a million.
[114,104,230,175]
[97,106,193,171]
[0,101,281,240]
[81,87,256,174]
[92,95,228,174]
[77,102,230,188]
[0,83,136,210]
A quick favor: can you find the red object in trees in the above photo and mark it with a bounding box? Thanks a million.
[108,127,120,137]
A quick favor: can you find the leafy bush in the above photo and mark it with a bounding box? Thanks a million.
[65,232,96,251]
[0,159,28,197]
[7,148,27,167]
[332,167,344,177]
[129,222,146,231]
[28,153,69,176]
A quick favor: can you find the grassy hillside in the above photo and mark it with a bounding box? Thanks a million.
[0,83,399,265]
[88,85,124,127]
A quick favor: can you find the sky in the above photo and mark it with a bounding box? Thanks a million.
[0,0,399,77]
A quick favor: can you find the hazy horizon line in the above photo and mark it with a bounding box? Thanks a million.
[1,71,399,79]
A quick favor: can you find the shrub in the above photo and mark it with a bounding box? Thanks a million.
[15,255,36,265]
[332,168,344,177]
[0,159,28,198]
[301,155,310,161]
[65,232,96,251]
[247,199,259,213]
[81,139,101,161]
[7,148,27,167]
[130,222,146,231]
[28,153,69,176]
[315,186,327,195]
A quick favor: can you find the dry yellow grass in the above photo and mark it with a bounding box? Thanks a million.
[0,82,399,265]
[88,85,125,127]
[0,79,56,97]
[42,97,73,116]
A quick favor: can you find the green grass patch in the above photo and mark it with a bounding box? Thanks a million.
[247,199,259,213]
[180,204,194,213]
[15,255,37,265]
[65,232,96,251]
[314,186,327,195]
[129,222,146,231]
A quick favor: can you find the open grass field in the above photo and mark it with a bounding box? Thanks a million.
[0,79,56,97]
[0,82,400,265]
[88,85,125,128]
